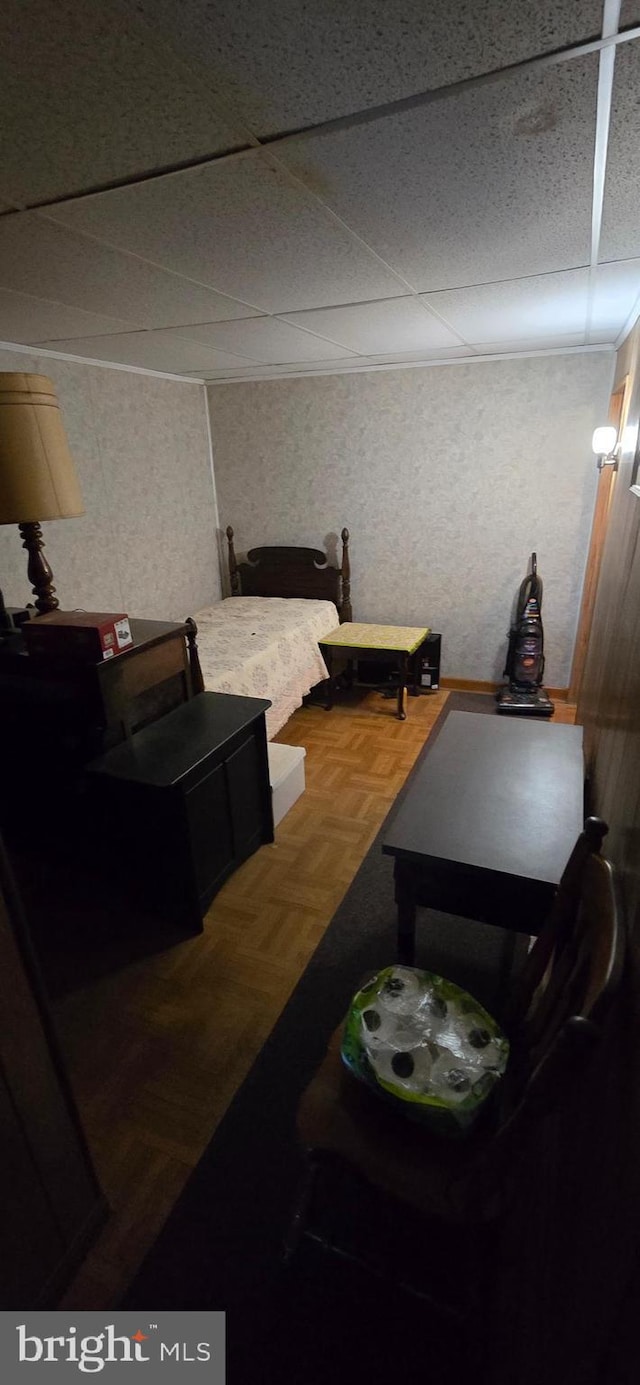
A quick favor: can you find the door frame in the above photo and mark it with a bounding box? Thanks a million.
[569,375,630,703]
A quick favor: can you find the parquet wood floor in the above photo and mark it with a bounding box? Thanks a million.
[55,688,575,1309]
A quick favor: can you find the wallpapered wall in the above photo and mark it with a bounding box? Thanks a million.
[208,351,614,685]
[0,349,220,620]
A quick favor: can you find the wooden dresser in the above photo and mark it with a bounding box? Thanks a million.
[0,617,203,828]
[0,620,272,951]
[72,616,203,748]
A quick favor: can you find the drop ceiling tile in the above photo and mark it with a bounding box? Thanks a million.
[422,270,590,344]
[129,0,601,134]
[620,2,640,26]
[600,41,640,263]
[169,316,356,363]
[280,55,597,291]
[0,0,246,203]
[588,329,618,344]
[280,297,464,353]
[31,332,256,374]
[191,344,471,381]
[0,215,258,327]
[48,157,405,312]
[0,289,135,343]
[348,346,472,364]
[472,333,586,353]
[589,259,640,337]
[188,358,359,380]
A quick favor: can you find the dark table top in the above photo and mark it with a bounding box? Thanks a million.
[383,711,584,886]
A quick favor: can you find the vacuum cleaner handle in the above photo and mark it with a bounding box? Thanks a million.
[517,553,543,619]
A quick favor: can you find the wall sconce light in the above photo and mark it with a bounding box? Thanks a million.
[592,426,619,472]
[0,373,84,617]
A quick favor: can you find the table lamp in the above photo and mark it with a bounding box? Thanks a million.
[0,372,84,616]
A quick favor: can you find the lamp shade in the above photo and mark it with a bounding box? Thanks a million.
[0,373,84,523]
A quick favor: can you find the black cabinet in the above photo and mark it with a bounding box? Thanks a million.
[87,692,273,935]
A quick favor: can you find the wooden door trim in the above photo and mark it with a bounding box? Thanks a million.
[569,375,630,703]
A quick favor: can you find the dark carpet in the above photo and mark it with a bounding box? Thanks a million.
[123,692,520,1379]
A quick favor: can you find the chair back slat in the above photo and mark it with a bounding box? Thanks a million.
[502,817,609,1035]
[526,854,620,1062]
[494,852,622,1156]
[463,850,622,1212]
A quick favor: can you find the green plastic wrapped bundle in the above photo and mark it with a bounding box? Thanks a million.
[341,965,509,1137]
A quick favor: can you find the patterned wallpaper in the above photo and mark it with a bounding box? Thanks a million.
[0,349,220,621]
[208,352,614,686]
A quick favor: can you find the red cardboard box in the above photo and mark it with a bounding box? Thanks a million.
[23,610,133,662]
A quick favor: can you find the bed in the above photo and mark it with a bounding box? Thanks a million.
[191,527,351,737]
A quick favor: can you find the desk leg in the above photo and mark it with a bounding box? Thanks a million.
[397,653,407,721]
[498,927,519,1004]
[324,649,334,711]
[395,863,416,965]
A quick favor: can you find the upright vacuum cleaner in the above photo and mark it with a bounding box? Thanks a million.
[496,553,554,716]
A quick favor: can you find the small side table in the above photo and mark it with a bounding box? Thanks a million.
[318,623,431,721]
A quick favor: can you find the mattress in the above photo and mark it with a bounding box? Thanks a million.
[192,596,339,737]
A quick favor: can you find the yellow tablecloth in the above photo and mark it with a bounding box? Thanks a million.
[319,622,430,654]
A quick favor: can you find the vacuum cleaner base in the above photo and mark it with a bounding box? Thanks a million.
[496,687,555,717]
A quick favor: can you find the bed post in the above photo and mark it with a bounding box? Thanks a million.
[226,525,240,597]
[185,617,205,694]
[340,527,352,622]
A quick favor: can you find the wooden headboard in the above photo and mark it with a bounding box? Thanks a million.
[225,527,352,623]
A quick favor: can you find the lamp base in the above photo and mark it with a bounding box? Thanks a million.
[19,521,59,615]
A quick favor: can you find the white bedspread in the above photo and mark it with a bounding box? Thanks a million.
[192,596,339,737]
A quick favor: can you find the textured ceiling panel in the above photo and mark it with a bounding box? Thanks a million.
[0,4,628,376]
[585,330,618,344]
[0,289,134,343]
[180,360,360,381]
[32,332,255,374]
[0,0,246,204]
[589,259,640,337]
[280,56,598,292]
[599,40,640,264]
[472,332,587,354]
[189,344,473,380]
[129,0,602,135]
[423,270,590,344]
[323,346,472,367]
[280,297,465,353]
[171,317,356,363]
[48,157,405,312]
[0,215,258,327]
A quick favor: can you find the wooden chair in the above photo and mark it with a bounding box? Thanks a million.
[288,818,624,1320]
